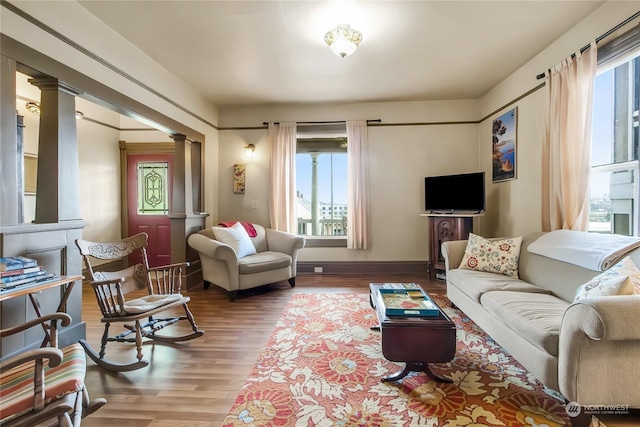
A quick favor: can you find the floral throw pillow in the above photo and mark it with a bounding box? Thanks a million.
[458,233,522,278]
[574,256,639,302]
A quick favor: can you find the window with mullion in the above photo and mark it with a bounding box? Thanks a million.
[295,137,348,238]
[590,34,640,235]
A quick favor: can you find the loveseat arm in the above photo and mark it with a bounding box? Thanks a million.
[265,229,306,257]
[188,232,242,292]
[558,294,640,406]
[187,233,238,262]
[441,240,468,272]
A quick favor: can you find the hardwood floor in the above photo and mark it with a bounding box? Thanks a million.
[81,274,638,427]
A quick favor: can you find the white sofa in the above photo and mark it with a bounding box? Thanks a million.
[442,231,640,408]
[188,224,305,300]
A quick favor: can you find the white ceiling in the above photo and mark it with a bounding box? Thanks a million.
[78,0,605,107]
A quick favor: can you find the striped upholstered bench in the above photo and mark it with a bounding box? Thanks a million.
[0,314,105,427]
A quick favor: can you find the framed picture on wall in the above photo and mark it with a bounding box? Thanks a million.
[233,163,246,194]
[492,107,517,182]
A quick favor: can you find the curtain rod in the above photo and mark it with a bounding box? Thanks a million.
[536,11,640,80]
[262,119,381,126]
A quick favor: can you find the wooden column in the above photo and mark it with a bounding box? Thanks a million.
[28,78,82,223]
[168,134,208,289]
[169,135,192,265]
[0,55,19,226]
[171,133,193,216]
[0,78,87,355]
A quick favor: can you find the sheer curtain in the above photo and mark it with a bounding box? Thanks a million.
[541,44,597,231]
[268,122,297,232]
[346,120,371,249]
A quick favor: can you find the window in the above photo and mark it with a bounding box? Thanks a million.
[137,161,169,214]
[296,135,348,237]
[590,30,640,235]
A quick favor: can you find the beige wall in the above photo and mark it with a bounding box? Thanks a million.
[76,100,122,243]
[218,2,640,262]
[16,75,124,242]
[16,75,175,245]
[478,91,545,238]
[3,0,220,239]
[6,0,639,265]
[218,101,480,262]
[477,1,640,239]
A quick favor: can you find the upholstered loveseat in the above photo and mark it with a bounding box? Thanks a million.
[188,223,305,300]
[442,231,640,409]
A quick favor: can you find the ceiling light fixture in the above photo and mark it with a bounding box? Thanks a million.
[324,24,362,58]
[25,101,40,116]
[25,101,85,120]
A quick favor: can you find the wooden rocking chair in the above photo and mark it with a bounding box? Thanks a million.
[75,233,204,372]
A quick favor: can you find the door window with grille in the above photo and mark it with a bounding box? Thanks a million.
[137,162,169,215]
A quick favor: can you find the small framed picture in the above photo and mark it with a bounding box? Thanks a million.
[492,108,517,183]
[233,163,246,194]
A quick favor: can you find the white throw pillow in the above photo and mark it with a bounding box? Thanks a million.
[574,256,639,302]
[458,233,522,279]
[212,222,257,258]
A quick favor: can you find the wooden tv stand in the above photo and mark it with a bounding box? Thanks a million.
[420,213,483,280]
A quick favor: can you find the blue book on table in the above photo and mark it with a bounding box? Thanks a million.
[0,272,55,289]
[1,270,48,284]
[0,256,38,272]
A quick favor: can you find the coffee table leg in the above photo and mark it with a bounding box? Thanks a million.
[382,363,416,382]
[382,362,452,383]
[424,364,452,383]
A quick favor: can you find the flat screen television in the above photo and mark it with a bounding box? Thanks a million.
[424,172,485,213]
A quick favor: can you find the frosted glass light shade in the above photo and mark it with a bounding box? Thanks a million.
[324,24,362,58]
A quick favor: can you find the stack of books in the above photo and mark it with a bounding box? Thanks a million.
[0,256,55,289]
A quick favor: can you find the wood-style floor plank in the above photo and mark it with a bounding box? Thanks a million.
[80,274,637,427]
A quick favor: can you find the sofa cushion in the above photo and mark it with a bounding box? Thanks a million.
[480,291,569,356]
[238,251,291,274]
[447,268,552,303]
[459,233,522,278]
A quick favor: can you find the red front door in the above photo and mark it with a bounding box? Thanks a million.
[127,154,173,267]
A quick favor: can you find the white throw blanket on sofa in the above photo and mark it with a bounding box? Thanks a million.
[527,230,640,271]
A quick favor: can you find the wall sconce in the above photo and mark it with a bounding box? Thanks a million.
[245,143,256,159]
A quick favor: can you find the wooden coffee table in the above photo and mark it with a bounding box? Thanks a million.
[369,283,456,382]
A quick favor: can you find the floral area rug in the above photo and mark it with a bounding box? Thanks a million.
[222,293,603,427]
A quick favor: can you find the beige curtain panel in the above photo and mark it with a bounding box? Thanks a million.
[542,43,597,231]
[268,122,297,233]
[346,120,371,249]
